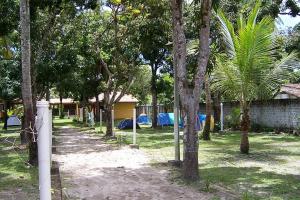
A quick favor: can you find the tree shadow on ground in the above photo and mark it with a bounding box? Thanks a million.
[198,166,300,200]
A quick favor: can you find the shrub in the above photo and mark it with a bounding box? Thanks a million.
[225,107,241,130]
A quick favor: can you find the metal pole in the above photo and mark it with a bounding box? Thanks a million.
[133,109,137,145]
[100,109,102,132]
[37,101,51,200]
[220,103,224,132]
[174,63,180,161]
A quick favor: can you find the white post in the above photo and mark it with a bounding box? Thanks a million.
[99,109,102,132]
[67,110,70,119]
[79,108,83,122]
[220,103,224,132]
[49,109,52,164]
[112,109,114,137]
[133,109,137,145]
[37,101,51,200]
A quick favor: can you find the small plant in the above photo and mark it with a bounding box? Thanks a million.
[242,192,251,200]
[225,107,241,130]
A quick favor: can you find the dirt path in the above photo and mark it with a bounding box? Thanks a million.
[53,127,213,200]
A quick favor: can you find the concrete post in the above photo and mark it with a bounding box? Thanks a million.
[99,109,103,132]
[133,109,136,145]
[36,101,51,200]
[220,103,224,132]
[112,109,115,137]
[79,108,83,122]
[49,109,52,164]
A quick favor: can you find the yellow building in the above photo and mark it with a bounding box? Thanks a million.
[50,93,138,120]
[89,93,138,120]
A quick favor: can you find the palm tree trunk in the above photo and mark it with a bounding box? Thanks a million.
[203,75,211,140]
[212,92,221,131]
[20,0,38,165]
[240,106,250,154]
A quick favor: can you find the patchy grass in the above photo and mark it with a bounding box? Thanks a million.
[54,119,300,200]
[0,124,38,199]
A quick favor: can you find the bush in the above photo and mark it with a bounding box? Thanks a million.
[225,107,241,130]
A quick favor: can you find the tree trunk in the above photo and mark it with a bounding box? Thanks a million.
[182,103,199,180]
[105,105,113,137]
[46,86,50,101]
[2,101,8,130]
[212,92,221,132]
[171,0,212,181]
[203,76,211,140]
[95,94,100,121]
[151,64,158,128]
[59,95,63,118]
[240,106,250,154]
[20,0,38,165]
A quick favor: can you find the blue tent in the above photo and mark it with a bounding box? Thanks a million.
[157,113,176,126]
[137,114,151,125]
[117,119,140,130]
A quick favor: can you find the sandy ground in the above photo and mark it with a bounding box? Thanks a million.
[53,127,213,200]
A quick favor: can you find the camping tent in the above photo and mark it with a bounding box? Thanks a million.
[157,113,175,126]
[7,115,21,126]
[117,119,140,130]
[137,114,151,125]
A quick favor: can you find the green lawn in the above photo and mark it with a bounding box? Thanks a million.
[0,123,38,199]
[54,118,300,200]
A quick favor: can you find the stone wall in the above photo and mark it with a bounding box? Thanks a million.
[199,99,300,129]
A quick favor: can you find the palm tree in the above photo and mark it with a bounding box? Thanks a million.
[213,1,292,154]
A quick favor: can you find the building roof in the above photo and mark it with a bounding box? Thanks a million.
[279,84,300,98]
[50,93,138,104]
[89,93,138,103]
[49,98,75,104]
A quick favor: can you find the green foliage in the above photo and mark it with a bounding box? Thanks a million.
[130,65,152,105]
[225,107,241,130]
[213,1,293,108]
[157,74,174,106]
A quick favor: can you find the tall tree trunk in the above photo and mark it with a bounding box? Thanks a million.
[105,105,113,137]
[46,86,50,101]
[212,92,221,132]
[2,100,8,130]
[151,64,158,128]
[171,0,212,180]
[182,103,199,180]
[59,94,63,118]
[240,106,250,154]
[203,75,211,140]
[20,0,38,165]
[95,94,100,121]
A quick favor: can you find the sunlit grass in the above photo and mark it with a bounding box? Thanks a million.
[54,118,300,199]
[0,124,38,198]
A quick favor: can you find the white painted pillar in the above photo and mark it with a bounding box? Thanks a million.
[79,108,83,122]
[49,109,52,164]
[99,109,102,132]
[37,101,51,200]
[67,110,70,119]
[220,103,224,132]
[133,109,137,145]
[112,109,115,137]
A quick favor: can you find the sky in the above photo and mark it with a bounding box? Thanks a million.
[277,14,300,30]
